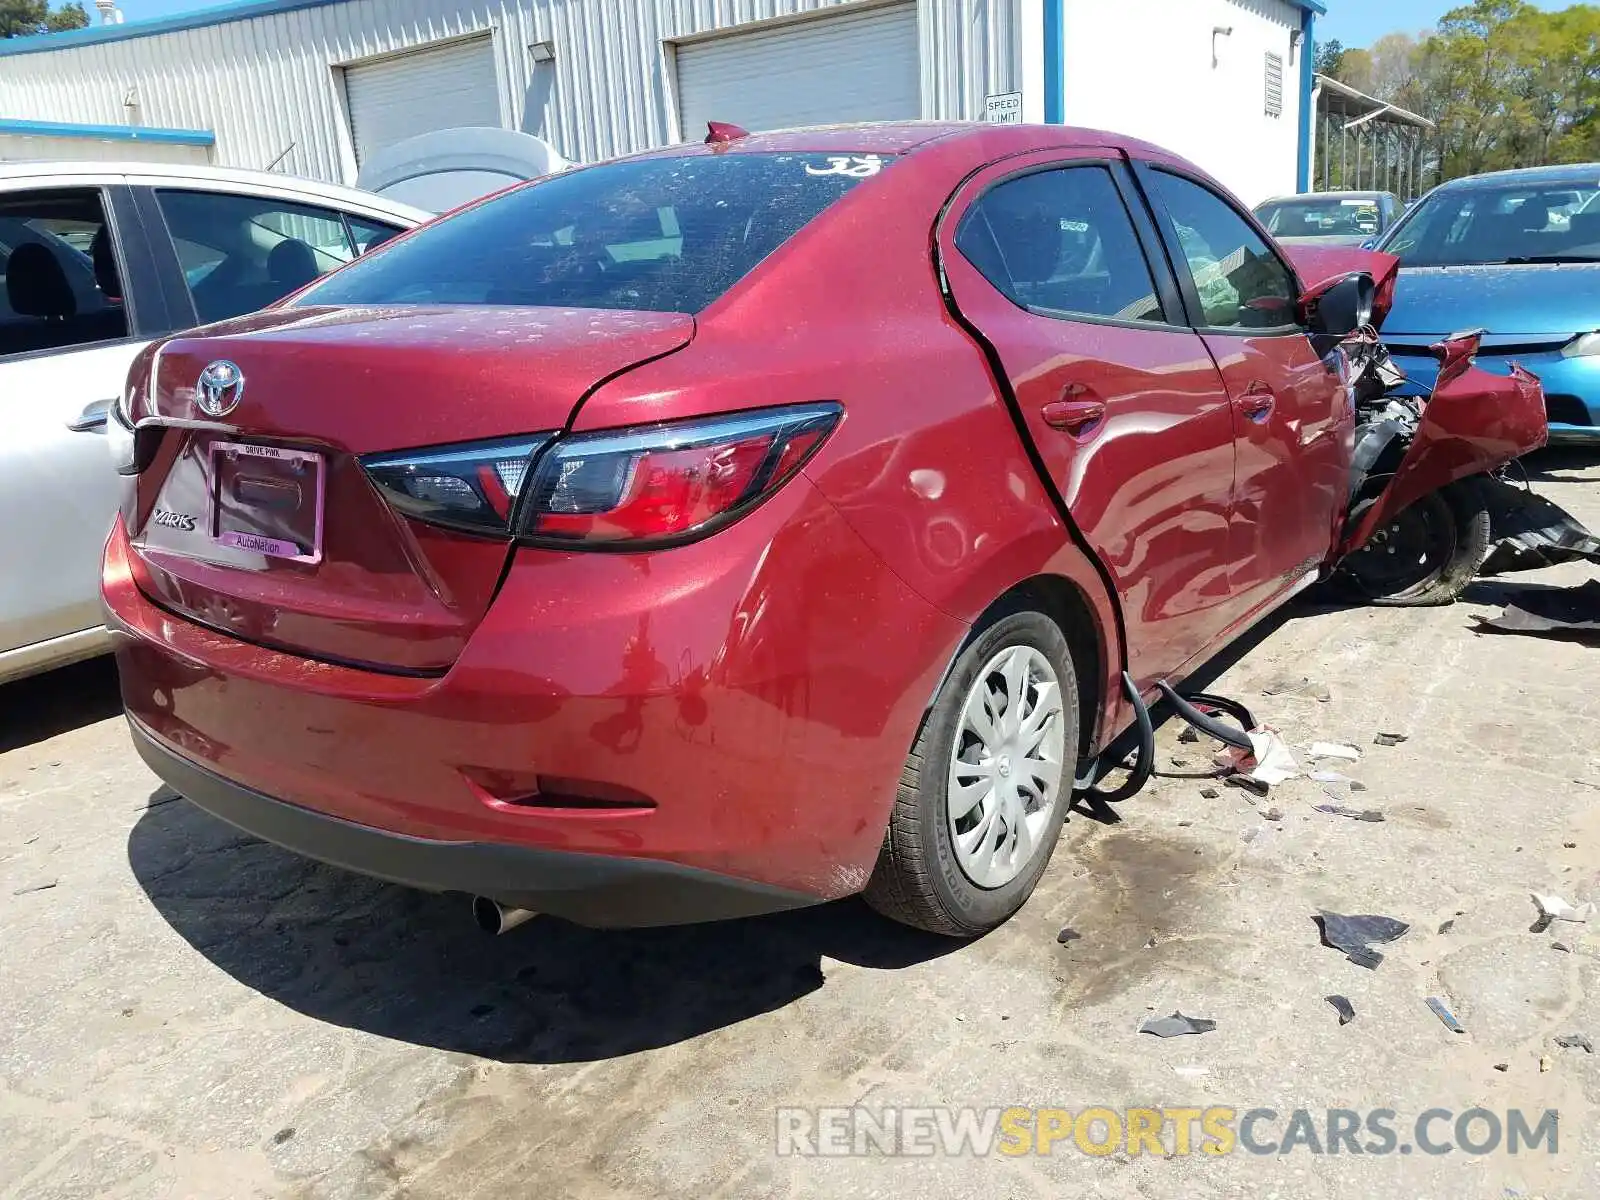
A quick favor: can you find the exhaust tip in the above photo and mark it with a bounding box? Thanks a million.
[472,896,537,935]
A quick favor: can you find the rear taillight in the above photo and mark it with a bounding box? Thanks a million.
[359,403,840,546]
[522,404,839,546]
[362,436,554,534]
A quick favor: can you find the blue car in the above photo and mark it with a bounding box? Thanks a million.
[1374,163,1600,445]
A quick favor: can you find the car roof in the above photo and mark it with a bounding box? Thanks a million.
[1256,190,1391,204]
[1435,163,1600,191]
[0,159,431,224]
[632,120,1182,161]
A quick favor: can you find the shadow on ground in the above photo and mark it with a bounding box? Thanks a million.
[127,796,963,1064]
[0,656,122,753]
[1519,446,1599,484]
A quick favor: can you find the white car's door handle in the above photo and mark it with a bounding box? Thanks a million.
[67,398,115,432]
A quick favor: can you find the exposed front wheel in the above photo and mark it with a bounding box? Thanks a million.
[863,611,1078,937]
[1334,480,1491,607]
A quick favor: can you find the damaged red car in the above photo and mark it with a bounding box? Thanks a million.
[103,123,1550,938]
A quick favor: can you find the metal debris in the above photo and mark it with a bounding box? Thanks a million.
[1316,910,1410,969]
[1309,742,1362,761]
[1554,1034,1593,1053]
[1427,996,1466,1034]
[11,878,58,896]
[1314,803,1386,822]
[1140,1011,1217,1038]
[1199,786,1220,800]
[1326,994,1356,1025]
[1056,927,1082,945]
[1225,774,1270,798]
[1261,675,1332,703]
[1373,732,1409,747]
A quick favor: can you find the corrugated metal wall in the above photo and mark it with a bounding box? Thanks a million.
[0,0,1020,183]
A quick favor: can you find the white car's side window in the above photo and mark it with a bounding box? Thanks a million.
[0,188,129,360]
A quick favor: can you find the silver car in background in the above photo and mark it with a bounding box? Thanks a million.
[1,162,429,685]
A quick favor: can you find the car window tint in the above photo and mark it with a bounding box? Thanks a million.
[155,190,361,324]
[1150,172,1298,330]
[301,153,887,314]
[1384,183,1600,266]
[955,166,1164,323]
[347,216,404,255]
[0,188,128,359]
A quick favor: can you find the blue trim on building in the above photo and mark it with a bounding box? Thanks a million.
[1296,8,1316,191]
[1288,0,1328,13]
[0,118,216,146]
[1043,0,1065,125]
[0,0,341,56]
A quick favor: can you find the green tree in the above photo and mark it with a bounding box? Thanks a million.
[1315,37,1347,76]
[0,1,88,37]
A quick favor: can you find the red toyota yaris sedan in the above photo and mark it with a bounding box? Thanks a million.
[102,123,1542,936]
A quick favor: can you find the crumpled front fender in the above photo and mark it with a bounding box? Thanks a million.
[1340,352,1548,555]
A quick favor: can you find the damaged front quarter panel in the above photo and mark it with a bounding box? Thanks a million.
[1338,332,1549,556]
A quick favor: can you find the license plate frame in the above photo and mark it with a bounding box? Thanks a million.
[209,440,325,565]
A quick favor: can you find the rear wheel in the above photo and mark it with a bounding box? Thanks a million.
[1334,480,1490,607]
[864,611,1078,937]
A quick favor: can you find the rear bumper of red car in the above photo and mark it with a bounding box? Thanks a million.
[127,717,815,925]
[104,477,965,925]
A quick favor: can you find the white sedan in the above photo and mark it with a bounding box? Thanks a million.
[1,162,430,684]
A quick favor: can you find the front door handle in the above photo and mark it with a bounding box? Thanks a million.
[1237,382,1275,423]
[1041,396,1107,438]
[67,398,115,432]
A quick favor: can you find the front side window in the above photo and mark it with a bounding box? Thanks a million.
[1151,172,1298,330]
[301,152,888,314]
[1380,181,1600,266]
[0,188,128,359]
[155,190,367,324]
[954,165,1165,324]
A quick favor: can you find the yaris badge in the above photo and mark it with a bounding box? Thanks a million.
[196,360,244,417]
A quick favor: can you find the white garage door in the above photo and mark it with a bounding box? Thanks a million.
[675,3,920,140]
[344,36,502,166]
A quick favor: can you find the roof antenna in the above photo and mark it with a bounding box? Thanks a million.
[705,121,749,144]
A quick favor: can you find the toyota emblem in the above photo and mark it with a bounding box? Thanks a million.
[196,360,244,417]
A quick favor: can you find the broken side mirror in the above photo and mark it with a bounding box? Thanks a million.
[1300,272,1375,339]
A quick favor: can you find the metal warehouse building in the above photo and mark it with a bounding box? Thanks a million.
[0,0,1323,206]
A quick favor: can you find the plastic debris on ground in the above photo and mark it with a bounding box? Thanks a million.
[1225,774,1270,798]
[1553,941,1573,953]
[1326,994,1356,1025]
[1309,742,1362,762]
[1310,770,1353,785]
[1530,893,1592,933]
[1314,803,1386,822]
[1427,996,1466,1034]
[1438,919,1456,934]
[1475,579,1600,640]
[1139,1011,1217,1038]
[1056,926,1082,945]
[1199,786,1220,800]
[1316,910,1410,969]
[1373,731,1409,747]
[1177,726,1200,744]
[1540,1054,1554,1072]
[1554,1033,1594,1053]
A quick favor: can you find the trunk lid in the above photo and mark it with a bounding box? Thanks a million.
[127,305,693,671]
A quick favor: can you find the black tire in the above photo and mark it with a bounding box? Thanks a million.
[863,611,1079,937]
[1333,479,1490,607]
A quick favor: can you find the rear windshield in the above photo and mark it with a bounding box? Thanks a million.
[298,151,890,314]
[1256,196,1384,238]
[1380,180,1600,266]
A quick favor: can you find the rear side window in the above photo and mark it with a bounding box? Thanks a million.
[955,166,1165,324]
[156,189,373,324]
[0,188,129,359]
[301,152,888,314]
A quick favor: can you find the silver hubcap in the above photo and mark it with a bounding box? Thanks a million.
[947,644,1067,890]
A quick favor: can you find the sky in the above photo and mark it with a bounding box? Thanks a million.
[1318,0,1569,48]
[75,0,1585,49]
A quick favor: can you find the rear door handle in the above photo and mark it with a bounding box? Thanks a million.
[67,398,115,432]
[1236,383,1275,423]
[1041,397,1107,438]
